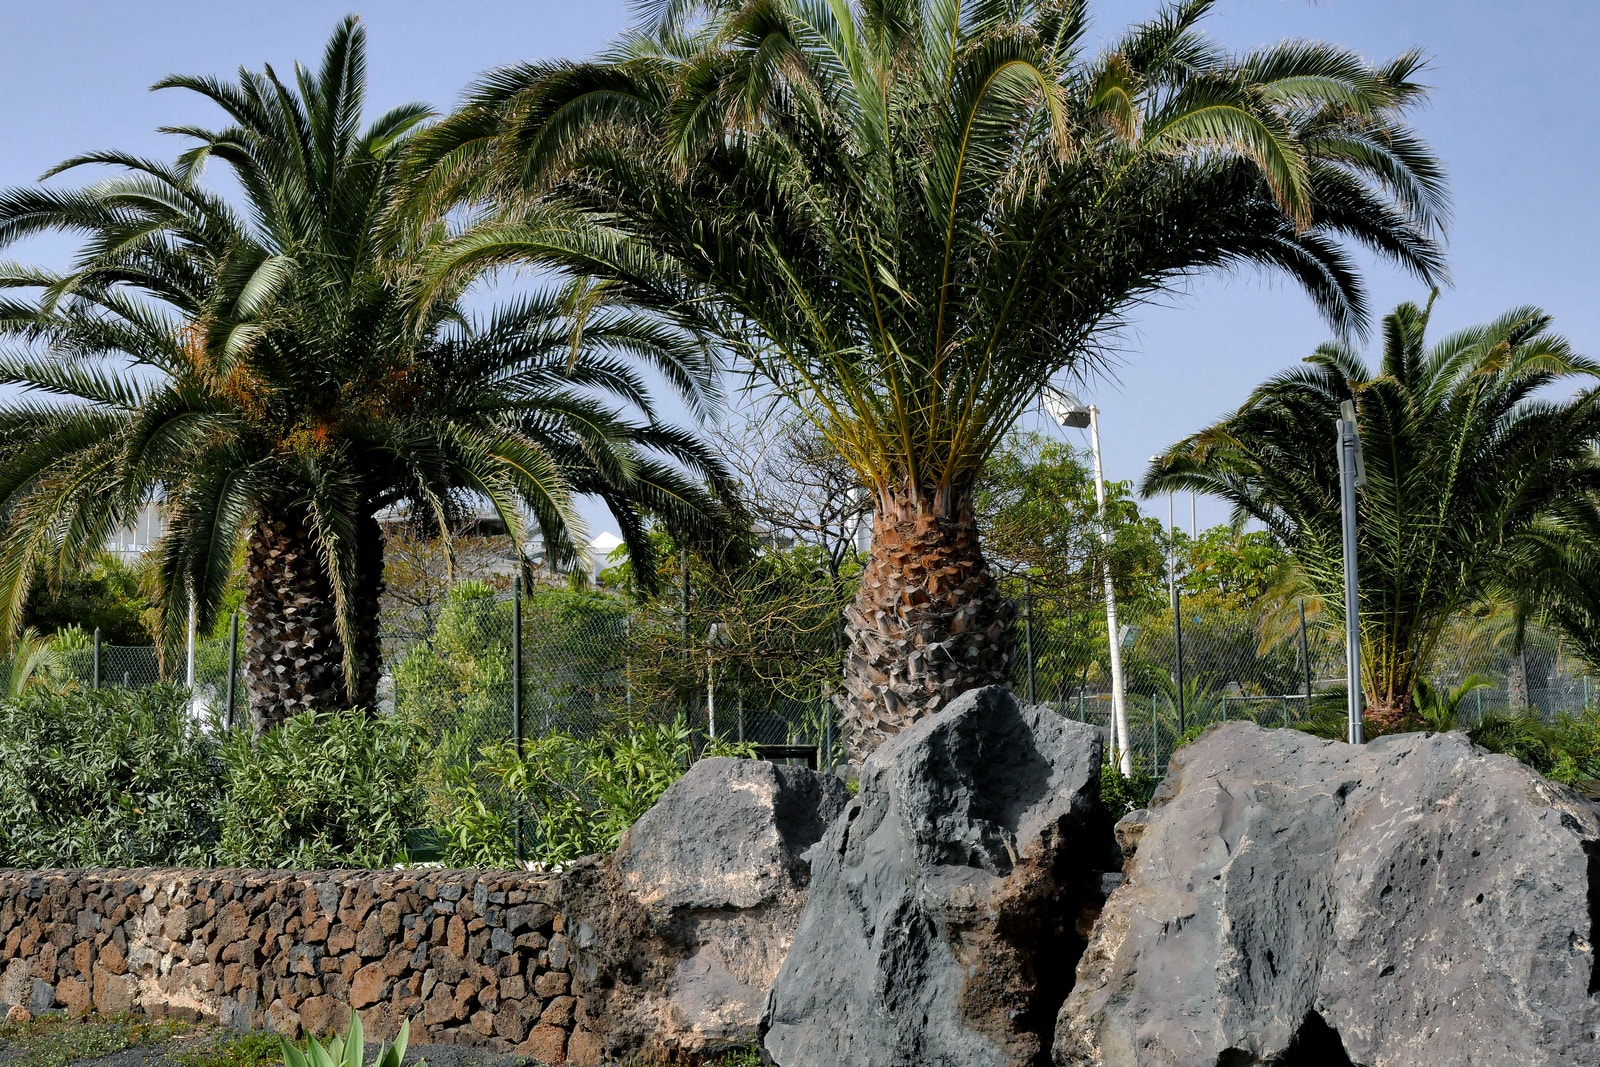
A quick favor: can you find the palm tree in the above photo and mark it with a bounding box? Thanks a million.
[1143,296,1600,732]
[405,0,1447,759]
[0,18,739,728]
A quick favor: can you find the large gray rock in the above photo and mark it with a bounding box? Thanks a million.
[761,686,1118,1067]
[1057,723,1600,1066]
[565,755,848,1063]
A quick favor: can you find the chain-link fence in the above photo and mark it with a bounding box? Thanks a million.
[17,575,1600,788]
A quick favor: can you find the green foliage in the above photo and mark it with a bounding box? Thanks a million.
[1148,297,1600,721]
[174,1032,286,1067]
[395,580,515,780]
[441,718,756,867]
[281,1011,420,1067]
[1100,762,1160,818]
[0,18,737,714]
[0,1012,193,1067]
[219,710,426,869]
[1468,712,1600,786]
[1414,674,1495,733]
[981,434,1167,612]
[23,553,157,646]
[415,0,1444,512]
[0,685,222,867]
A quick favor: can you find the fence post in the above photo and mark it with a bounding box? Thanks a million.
[822,693,834,772]
[1299,599,1312,711]
[512,575,524,864]
[92,628,101,690]
[1173,587,1186,737]
[225,612,239,731]
[1022,577,1035,705]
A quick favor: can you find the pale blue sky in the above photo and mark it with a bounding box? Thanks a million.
[3,1,1597,535]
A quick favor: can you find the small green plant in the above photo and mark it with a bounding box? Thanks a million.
[219,708,426,868]
[1414,674,1495,732]
[0,1011,193,1067]
[175,1031,286,1067]
[281,1011,420,1067]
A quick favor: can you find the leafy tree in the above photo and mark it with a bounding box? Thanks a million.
[1145,297,1600,731]
[0,18,738,728]
[22,553,157,645]
[408,0,1446,758]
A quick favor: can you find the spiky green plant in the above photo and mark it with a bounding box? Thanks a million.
[280,1011,419,1067]
[405,0,1446,758]
[1145,296,1600,731]
[0,18,738,726]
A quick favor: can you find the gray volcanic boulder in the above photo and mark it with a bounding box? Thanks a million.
[761,686,1118,1067]
[1057,723,1600,1067]
[565,755,848,1063]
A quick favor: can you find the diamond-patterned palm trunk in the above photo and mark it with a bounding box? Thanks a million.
[243,504,384,731]
[840,486,1015,763]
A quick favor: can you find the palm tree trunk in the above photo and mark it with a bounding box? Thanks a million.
[243,505,385,730]
[840,485,1015,763]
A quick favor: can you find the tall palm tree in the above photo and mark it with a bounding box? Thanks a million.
[0,18,738,728]
[406,0,1447,759]
[1144,297,1600,731]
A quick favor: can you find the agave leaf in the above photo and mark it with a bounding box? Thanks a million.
[342,1010,365,1067]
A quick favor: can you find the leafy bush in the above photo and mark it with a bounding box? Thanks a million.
[440,718,756,867]
[219,709,425,868]
[0,685,223,867]
[1468,711,1600,785]
[1099,762,1160,817]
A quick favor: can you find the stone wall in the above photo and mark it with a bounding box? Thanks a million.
[0,869,601,1066]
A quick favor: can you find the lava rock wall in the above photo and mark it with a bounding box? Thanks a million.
[0,869,599,1065]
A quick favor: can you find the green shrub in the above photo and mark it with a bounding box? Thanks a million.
[440,718,757,867]
[1469,710,1600,785]
[0,685,223,867]
[219,709,426,868]
[1100,762,1160,817]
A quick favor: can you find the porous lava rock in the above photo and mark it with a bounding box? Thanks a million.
[565,755,848,1063]
[761,686,1118,1067]
[1056,723,1600,1067]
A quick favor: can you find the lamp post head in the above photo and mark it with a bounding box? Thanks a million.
[1042,387,1092,429]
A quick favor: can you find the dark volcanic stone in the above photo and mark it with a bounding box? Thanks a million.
[567,756,849,1062]
[761,686,1116,1067]
[1056,723,1600,1067]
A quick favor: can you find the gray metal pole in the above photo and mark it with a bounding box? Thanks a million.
[513,575,524,863]
[1023,577,1036,705]
[1337,405,1365,744]
[1168,490,1185,739]
[1299,599,1312,708]
[1173,587,1186,737]
[225,612,238,731]
[92,627,101,690]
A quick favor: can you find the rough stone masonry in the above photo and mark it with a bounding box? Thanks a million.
[0,869,594,1065]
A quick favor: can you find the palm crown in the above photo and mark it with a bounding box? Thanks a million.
[1144,296,1600,730]
[0,18,738,725]
[405,0,1449,756]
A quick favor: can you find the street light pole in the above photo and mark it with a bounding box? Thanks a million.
[1043,388,1132,775]
[1336,400,1366,744]
[1089,406,1133,775]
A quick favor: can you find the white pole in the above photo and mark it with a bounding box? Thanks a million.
[186,590,200,719]
[1336,405,1364,744]
[1090,407,1132,775]
[706,623,718,741]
